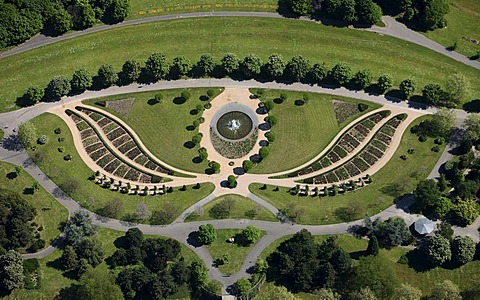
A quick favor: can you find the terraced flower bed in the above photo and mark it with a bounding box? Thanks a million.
[282,111,390,178]
[76,106,178,176]
[303,114,406,185]
[66,109,165,184]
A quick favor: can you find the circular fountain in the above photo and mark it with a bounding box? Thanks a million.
[216,111,253,140]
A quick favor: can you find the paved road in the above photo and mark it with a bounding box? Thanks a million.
[1,79,478,294]
[1,12,479,71]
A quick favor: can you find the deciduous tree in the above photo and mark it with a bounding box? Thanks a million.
[71,69,93,92]
[197,224,217,245]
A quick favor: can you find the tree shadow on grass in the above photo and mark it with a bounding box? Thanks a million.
[147,98,159,106]
[405,248,434,272]
[173,97,186,105]
[183,141,195,149]
[364,84,383,96]
[192,157,203,164]
[6,172,17,180]
[463,99,480,112]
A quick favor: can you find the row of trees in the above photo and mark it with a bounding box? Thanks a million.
[23,52,465,109]
[0,0,130,49]
[285,0,382,25]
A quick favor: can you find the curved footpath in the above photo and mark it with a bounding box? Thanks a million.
[1,79,478,295]
[0,12,479,71]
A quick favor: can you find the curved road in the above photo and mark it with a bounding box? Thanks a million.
[1,12,479,71]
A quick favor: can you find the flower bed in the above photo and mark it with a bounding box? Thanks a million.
[112,134,131,147]
[361,119,376,130]
[125,147,141,160]
[138,174,152,184]
[107,127,127,141]
[344,161,361,176]
[80,128,95,140]
[325,172,339,183]
[332,145,348,158]
[320,157,332,168]
[76,121,89,131]
[90,148,108,161]
[371,139,388,151]
[334,167,349,181]
[210,127,258,159]
[352,157,370,172]
[360,151,378,165]
[380,125,395,136]
[88,112,103,122]
[97,117,112,128]
[327,151,341,163]
[366,145,384,159]
[102,122,118,134]
[343,133,360,147]
[82,136,100,147]
[369,113,384,123]
[105,98,135,119]
[332,100,362,124]
[124,168,141,181]
[104,159,121,173]
[375,132,392,144]
[97,153,116,168]
[314,175,328,185]
[118,141,136,154]
[85,142,104,154]
[339,140,355,152]
[113,164,130,177]
[354,123,370,136]
[348,129,365,143]
[134,154,149,165]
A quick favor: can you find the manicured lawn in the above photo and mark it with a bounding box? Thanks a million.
[248,90,378,174]
[129,0,278,19]
[1,17,479,112]
[205,229,265,275]
[6,227,198,300]
[27,113,215,223]
[83,88,223,173]
[423,0,480,58]
[0,161,68,249]
[250,116,445,225]
[185,194,277,222]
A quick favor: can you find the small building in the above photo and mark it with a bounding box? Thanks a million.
[414,218,435,235]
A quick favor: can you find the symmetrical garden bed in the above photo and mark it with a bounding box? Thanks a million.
[75,106,182,177]
[210,127,258,159]
[303,114,406,185]
[284,110,391,178]
[67,109,165,184]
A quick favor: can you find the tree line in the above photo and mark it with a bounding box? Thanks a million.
[19,52,469,110]
[0,0,130,49]
[283,0,449,30]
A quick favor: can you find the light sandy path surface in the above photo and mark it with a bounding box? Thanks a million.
[1,80,478,295]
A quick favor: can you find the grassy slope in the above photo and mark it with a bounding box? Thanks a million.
[256,234,480,299]
[0,161,68,248]
[205,229,265,274]
[129,0,278,19]
[83,88,223,174]
[250,116,445,225]
[423,0,480,58]
[185,194,277,222]
[1,17,479,112]
[6,227,198,300]
[249,90,379,174]
[28,113,215,223]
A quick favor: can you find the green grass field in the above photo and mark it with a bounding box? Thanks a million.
[250,116,445,225]
[256,234,480,299]
[27,113,215,223]
[0,161,68,249]
[249,90,378,174]
[84,88,223,173]
[6,227,198,300]
[205,229,265,274]
[1,17,479,112]
[185,194,277,222]
[0,128,4,140]
[423,0,480,58]
[129,0,278,19]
